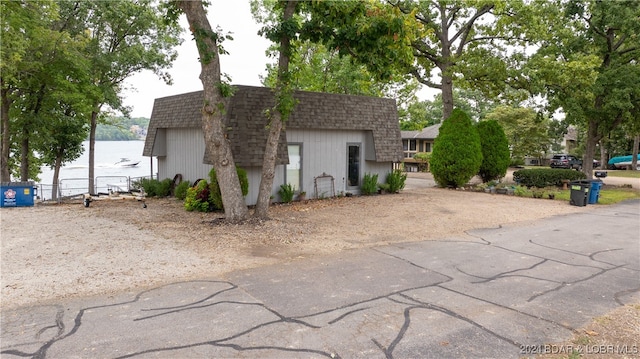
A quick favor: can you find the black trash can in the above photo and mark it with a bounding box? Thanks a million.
[569,180,589,206]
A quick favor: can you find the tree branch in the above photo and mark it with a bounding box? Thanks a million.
[451,4,493,53]
[410,68,441,89]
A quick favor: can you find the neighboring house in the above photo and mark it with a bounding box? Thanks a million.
[143,85,403,205]
[400,123,441,172]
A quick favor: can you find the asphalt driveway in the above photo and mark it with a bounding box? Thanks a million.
[1,200,639,358]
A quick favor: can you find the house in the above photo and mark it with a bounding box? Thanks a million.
[400,123,441,172]
[143,85,403,205]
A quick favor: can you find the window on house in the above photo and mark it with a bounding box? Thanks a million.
[286,144,302,191]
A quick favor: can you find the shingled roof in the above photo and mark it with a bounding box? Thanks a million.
[143,85,403,167]
[400,123,441,140]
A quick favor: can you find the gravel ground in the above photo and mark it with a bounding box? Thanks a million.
[0,173,593,310]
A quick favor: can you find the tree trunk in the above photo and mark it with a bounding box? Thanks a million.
[0,82,11,182]
[88,109,98,194]
[254,116,283,218]
[179,0,248,221]
[52,149,63,201]
[20,128,29,181]
[583,118,600,180]
[254,1,297,219]
[441,71,454,121]
[632,134,639,171]
[599,139,606,170]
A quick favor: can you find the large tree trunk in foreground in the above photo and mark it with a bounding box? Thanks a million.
[179,0,248,221]
[253,1,297,219]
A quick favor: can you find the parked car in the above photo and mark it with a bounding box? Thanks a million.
[550,154,582,170]
[608,154,640,170]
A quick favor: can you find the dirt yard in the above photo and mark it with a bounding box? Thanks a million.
[3,172,640,355]
[2,174,594,310]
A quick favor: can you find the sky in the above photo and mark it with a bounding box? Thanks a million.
[122,1,272,118]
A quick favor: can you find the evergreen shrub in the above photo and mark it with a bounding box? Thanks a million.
[174,180,191,200]
[278,183,295,203]
[430,109,483,187]
[132,177,172,197]
[385,170,407,193]
[476,120,511,183]
[361,173,379,195]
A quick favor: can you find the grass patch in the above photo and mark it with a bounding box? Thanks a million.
[601,170,640,178]
[597,187,640,204]
[554,187,640,204]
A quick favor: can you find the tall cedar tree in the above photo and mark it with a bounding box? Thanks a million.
[476,120,510,183]
[430,109,482,188]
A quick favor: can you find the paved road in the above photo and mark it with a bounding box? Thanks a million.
[2,201,639,359]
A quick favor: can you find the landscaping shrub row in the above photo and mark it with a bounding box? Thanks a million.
[513,168,586,188]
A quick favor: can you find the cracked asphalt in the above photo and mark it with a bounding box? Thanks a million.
[1,200,639,358]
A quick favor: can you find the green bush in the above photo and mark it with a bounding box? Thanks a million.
[510,157,525,167]
[278,183,295,203]
[413,152,431,172]
[174,180,191,200]
[156,178,173,197]
[431,109,483,187]
[385,169,407,193]
[361,173,379,195]
[476,120,511,183]
[513,185,532,197]
[184,180,210,212]
[208,166,249,210]
[131,177,155,194]
[513,168,586,188]
[132,177,172,197]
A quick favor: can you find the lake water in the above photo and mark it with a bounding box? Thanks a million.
[38,140,157,200]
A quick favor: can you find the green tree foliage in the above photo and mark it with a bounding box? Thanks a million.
[430,109,482,188]
[300,1,416,82]
[526,0,640,177]
[392,1,530,120]
[94,117,149,141]
[476,120,511,183]
[1,1,93,183]
[1,1,180,185]
[60,0,181,192]
[485,106,551,163]
[262,41,383,96]
[402,89,498,130]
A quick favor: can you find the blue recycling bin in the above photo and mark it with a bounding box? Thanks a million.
[587,179,603,204]
[1,182,35,207]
